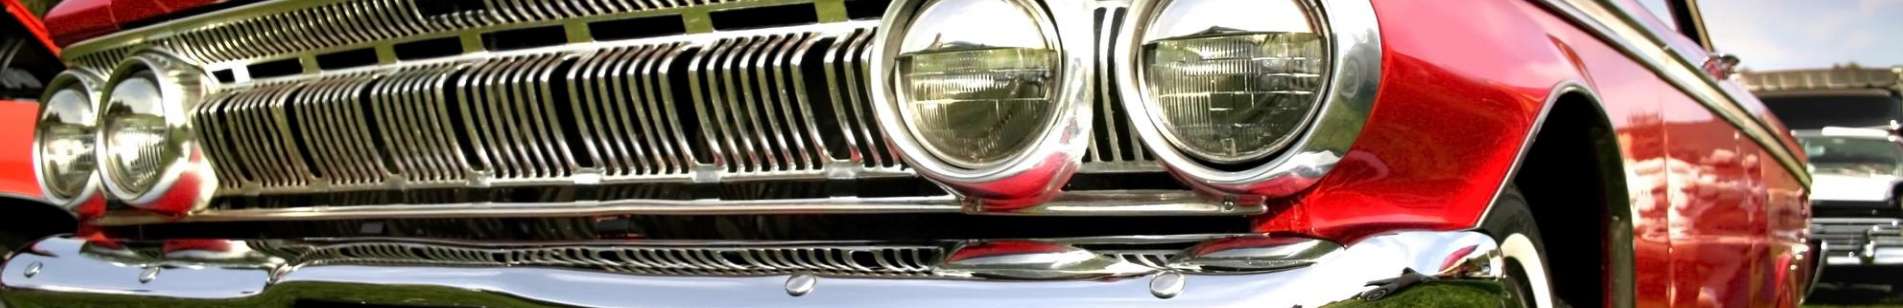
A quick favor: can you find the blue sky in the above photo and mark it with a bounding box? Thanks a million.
[1700,0,1903,70]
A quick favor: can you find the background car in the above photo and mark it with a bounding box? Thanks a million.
[1794,128,1903,280]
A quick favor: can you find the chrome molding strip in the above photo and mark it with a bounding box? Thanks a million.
[61,0,820,72]
[1535,0,1811,185]
[91,190,1258,226]
[1,231,1505,306]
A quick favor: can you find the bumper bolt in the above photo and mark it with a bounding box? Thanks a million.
[1149,271,1185,299]
[785,273,817,297]
[139,267,161,283]
[24,262,42,278]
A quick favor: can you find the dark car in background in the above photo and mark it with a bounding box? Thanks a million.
[1747,66,1903,131]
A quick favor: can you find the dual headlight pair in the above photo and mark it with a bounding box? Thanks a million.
[874,0,1376,204]
[35,56,203,211]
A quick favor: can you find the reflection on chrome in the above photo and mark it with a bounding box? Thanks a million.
[2,231,1519,306]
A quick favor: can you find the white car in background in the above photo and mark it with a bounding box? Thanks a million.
[1799,127,1903,274]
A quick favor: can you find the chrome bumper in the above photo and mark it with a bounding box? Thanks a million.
[1812,217,1903,266]
[2,231,1513,307]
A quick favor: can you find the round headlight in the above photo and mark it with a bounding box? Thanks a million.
[892,0,1060,168]
[34,75,100,204]
[98,70,180,198]
[1136,0,1326,164]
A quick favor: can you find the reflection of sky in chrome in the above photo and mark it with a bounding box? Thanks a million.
[1145,0,1312,41]
[1700,0,1903,70]
[899,0,1046,52]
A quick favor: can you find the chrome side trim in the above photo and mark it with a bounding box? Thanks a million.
[1,231,1505,307]
[1109,0,1381,199]
[1533,0,1810,185]
[90,190,1260,226]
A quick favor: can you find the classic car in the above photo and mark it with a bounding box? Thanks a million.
[0,0,1817,307]
[1794,128,1903,276]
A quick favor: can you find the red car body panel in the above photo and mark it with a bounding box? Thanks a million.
[40,0,222,46]
[3,0,57,201]
[1251,0,1810,306]
[0,99,43,201]
[33,0,1815,306]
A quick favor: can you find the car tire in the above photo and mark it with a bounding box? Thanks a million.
[1482,186,1557,308]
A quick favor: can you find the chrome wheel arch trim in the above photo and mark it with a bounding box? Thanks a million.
[33,71,106,209]
[867,0,1098,205]
[1109,0,1380,199]
[1473,80,1638,308]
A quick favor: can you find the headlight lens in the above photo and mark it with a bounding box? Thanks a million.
[36,86,98,200]
[894,0,1059,168]
[1139,0,1326,163]
[99,72,176,196]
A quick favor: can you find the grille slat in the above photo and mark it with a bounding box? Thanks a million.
[826,29,897,168]
[371,64,473,185]
[1084,6,1150,165]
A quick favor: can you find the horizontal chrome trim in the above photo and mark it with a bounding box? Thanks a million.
[1,231,1505,307]
[1535,0,1810,185]
[91,190,1260,226]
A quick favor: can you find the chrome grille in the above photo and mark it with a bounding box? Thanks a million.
[569,43,698,178]
[191,23,910,193]
[1814,218,1903,257]
[369,64,477,185]
[276,242,944,277]
[1082,5,1152,169]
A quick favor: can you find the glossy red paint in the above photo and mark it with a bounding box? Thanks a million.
[41,0,223,46]
[3,0,58,54]
[0,99,42,200]
[1251,0,1809,306]
[36,0,1816,305]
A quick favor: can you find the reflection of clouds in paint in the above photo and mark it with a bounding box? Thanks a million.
[1702,0,1903,70]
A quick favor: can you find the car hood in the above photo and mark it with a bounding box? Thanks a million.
[1811,173,1899,202]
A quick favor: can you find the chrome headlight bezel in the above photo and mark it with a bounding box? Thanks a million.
[871,0,1095,206]
[33,71,104,208]
[94,52,212,208]
[1114,0,1381,197]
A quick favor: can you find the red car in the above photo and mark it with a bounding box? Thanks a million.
[0,0,1816,307]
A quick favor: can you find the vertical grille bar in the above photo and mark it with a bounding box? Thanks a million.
[289,76,391,187]
[825,29,898,169]
[368,64,474,185]
[454,55,580,181]
[568,43,695,179]
[1083,6,1151,165]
